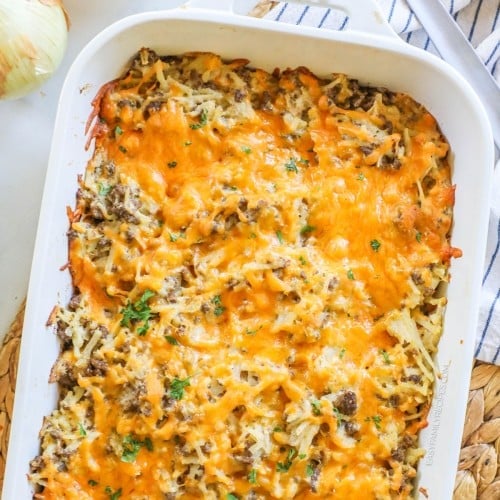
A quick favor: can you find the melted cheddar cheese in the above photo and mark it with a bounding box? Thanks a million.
[30,49,460,499]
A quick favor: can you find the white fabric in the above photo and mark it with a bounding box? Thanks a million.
[265,0,500,363]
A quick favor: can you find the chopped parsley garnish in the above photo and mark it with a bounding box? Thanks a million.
[165,335,179,345]
[357,173,365,180]
[332,407,344,428]
[311,400,321,416]
[298,453,307,459]
[347,269,355,280]
[241,146,252,154]
[306,463,315,477]
[276,230,284,244]
[339,347,346,359]
[114,125,123,136]
[167,161,177,168]
[88,480,98,487]
[365,415,382,430]
[248,468,258,484]
[190,109,208,129]
[121,434,153,463]
[277,448,297,472]
[245,326,262,335]
[299,256,307,265]
[184,140,192,146]
[300,224,316,235]
[170,377,191,400]
[226,494,239,500]
[78,423,87,436]
[212,294,226,316]
[416,231,422,243]
[299,158,309,165]
[169,232,185,242]
[273,426,283,432]
[370,239,381,252]
[98,183,111,196]
[249,232,257,239]
[105,486,122,500]
[285,158,298,173]
[120,290,156,335]
[380,349,391,364]
[143,437,154,452]
[118,145,127,154]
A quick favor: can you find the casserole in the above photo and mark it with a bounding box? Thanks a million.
[2,0,494,498]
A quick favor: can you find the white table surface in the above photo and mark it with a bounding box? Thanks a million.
[0,0,221,340]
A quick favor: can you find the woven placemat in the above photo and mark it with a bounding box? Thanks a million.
[0,3,498,498]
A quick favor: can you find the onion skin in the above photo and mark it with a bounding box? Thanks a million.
[0,0,68,100]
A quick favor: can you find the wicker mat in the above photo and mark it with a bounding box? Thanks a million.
[1,2,498,498]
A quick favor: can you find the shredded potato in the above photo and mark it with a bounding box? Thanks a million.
[30,49,460,499]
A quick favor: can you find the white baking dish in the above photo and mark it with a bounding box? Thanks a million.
[3,1,494,498]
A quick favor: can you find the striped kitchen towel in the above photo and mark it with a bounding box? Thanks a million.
[265,0,500,364]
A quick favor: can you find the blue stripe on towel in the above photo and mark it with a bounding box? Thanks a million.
[275,2,287,21]
[483,219,500,286]
[318,9,331,28]
[296,5,309,25]
[468,0,485,41]
[476,286,500,358]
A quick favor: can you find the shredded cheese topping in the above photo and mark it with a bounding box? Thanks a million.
[30,49,461,499]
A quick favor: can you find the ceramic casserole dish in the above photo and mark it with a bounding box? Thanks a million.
[3,0,494,498]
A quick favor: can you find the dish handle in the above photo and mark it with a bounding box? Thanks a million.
[186,0,400,41]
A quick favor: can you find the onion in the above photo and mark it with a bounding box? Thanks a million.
[0,0,68,100]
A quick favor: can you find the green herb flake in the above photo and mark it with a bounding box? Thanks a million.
[118,145,127,154]
[299,256,307,265]
[357,173,365,180]
[121,435,142,463]
[143,437,154,452]
[184,140,192,146]
[273,426,283,433]
[380,349,391,364]
[285,158,299,173]
[170,377,191,400]
[105,486,122,500]
[299,158,309,165]
[78,423,87,437]
[311,400,321,416]
[169,232,184,242]
[88,479,98,487]
[306,463,315,477]
[167,161,177,168]
[98,183,111,197]
[298,453,307,459]
[365,415,382,430]
[332,407,344,428]
[249,232,257,239]
[277,448,297,473]
[212,294,226,316]
[114,125,123,136]
[245,326,262,336]
[120,290,155,335]
[165,335,179,345]
[190,109,208,130]
[300,224,316,235]
[370,239,381,252]
[226,494,239,500]
[339,347,346,359]
[276,230,284,244]
[416,231,422,243]
[241,146,252,154]
[347,269,355,280]
[248,468,258,484]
